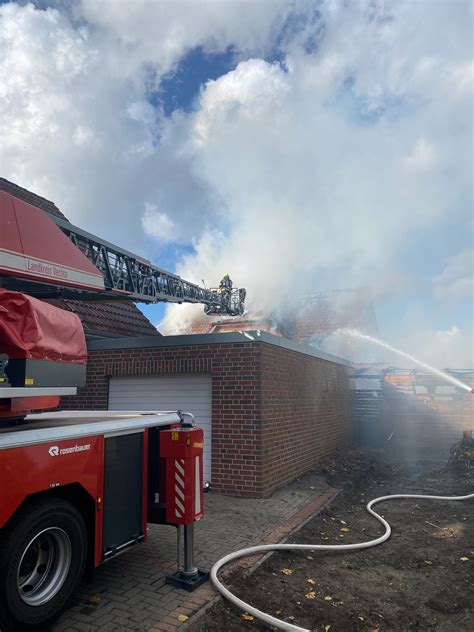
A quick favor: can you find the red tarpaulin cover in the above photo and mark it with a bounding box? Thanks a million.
[0,290,87,364]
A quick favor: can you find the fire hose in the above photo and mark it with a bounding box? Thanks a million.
[210,492,474,632]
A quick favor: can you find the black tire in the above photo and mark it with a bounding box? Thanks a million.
[0,498,87,631]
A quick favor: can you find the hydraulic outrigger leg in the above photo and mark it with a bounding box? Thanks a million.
[167,524,210,591]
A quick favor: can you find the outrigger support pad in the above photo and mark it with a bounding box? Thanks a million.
[166,524,209,591]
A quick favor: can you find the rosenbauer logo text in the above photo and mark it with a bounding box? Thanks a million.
[48,444,91,457]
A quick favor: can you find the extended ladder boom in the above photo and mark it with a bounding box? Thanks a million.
[53,216,245,315]
[0,183,246,317]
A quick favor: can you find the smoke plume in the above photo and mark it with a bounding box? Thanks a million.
[0,1,472,366]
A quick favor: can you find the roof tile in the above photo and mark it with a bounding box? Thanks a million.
[45,299,159,338]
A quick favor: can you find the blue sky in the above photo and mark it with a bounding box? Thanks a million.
[154,46,236,117]
[1,0,472,366]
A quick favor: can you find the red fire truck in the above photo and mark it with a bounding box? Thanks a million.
[0,183,246,630]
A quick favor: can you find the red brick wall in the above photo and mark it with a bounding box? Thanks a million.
[260,345,352,496]
[61,340,352,497]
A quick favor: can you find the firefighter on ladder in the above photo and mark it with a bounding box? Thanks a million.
[218,273,233,310]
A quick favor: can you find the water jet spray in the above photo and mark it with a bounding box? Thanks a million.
[338,329,473,393]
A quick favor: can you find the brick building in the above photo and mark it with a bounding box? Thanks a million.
[62,332,353,497]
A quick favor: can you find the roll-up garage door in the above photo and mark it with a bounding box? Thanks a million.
[108,374,212,482]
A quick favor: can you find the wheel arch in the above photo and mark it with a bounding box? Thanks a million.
[0,484,96,568]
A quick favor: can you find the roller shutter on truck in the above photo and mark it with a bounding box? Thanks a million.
[108,374,212,482]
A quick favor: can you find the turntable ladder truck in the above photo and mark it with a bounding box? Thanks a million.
[0,186,246,630]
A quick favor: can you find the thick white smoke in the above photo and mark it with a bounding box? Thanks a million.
[0,1,472,366]
[156,3,473,364]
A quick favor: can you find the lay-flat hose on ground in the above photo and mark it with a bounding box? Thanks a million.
[210,492,474,632]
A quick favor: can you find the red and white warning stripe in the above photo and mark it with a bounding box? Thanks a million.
[195,456,201,515]
[174,458,186,519]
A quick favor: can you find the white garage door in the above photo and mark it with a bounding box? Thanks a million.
[108,374,213,482]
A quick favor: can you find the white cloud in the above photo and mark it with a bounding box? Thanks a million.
[77,0,290,75]
[141,203,175,242]
[0,0,291,249]
[449,60,474,96]
[0,1,155,244]
[402,138,438,171]
[194,58,290,145]
[433,249,474,300]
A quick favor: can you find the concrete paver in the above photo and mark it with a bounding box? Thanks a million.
[52,472,333,632]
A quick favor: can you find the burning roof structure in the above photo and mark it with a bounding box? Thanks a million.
[284,290,377,345]
[179,289,377,359]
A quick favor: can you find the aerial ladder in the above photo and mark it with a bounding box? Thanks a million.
[0,179,246,315]
[0,183,246,630]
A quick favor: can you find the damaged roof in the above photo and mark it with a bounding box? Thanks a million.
[285,290,377,344]
[182,315,289,337]
[182,290,376,341]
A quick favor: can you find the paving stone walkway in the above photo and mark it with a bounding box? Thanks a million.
[53,472,334,632]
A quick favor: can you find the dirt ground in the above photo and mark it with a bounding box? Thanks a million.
[189,445,473,632]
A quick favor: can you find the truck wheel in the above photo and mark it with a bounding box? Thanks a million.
[0,498,87,631]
